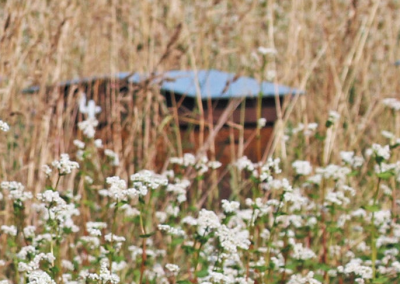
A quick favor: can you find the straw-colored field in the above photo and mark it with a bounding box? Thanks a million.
[0,1,400,283]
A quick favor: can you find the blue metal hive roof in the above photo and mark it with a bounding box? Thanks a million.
[147,69,302,99]
[22,70,302,98]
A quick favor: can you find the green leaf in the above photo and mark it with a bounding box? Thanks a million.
[183,245,195,254]
[348,170,359,177]
[315,263,333,272]
[45,185,54,191]
[6,238,16,248]
[326,226,342,233]
[139,232,155,238]
[252,265,268,272]
[63,227,73,234]
[49,265,60,276]
[177,280,193,284]
[314,132,326,141]
[115,200,128,208]
[325,120,333,128]
[171,237,184,246]
[82,200,96,210]
[195,269,209,277]
[375,156,385,165]
[373,277,389,283]
[294,233,308,239]
[364,204,380,212]
[377,171,394,180]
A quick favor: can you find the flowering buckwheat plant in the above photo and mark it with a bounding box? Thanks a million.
[2,96,400,284]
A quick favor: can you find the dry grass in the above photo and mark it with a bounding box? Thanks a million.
[2,2,400,283]
[0,0,399,191]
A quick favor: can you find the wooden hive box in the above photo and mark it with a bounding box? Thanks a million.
[157,69,301,164]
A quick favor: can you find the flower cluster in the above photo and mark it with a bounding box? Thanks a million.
[51,154,79,175]
[0,120,9,132]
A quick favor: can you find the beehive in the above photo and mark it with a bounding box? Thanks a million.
[23,70,301,165]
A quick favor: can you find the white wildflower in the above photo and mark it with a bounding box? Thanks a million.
[104,233,126,243]
[291,241,316,260]
[234,156,255,172]
[381,130,395,140]
[78,118,98,138]
[208,160,222,169]
[291,122,318,136]
[86,222,107,231]
[328,111,341,124]
[169,153,196,167]
[292,160,312,176]
[79,236,100,249]
[94,139,103,148]
[181,216,198,226]
[98,258,120,284]
[216,225,250,254]
[257,118,267,128]
[104,176,128,200]
[221,200,240,213]
[0,120,9,132]
[258,47,277,55]
[366,144,390,160]
[165,205,179,217]
[197,209,221,233]
[382,98,400,111]
[42,165,52,177]
[1,225,17,236]
[204,271,233,284]
[157,224,185,236]
[165,263,180,276]
[129,170,168,197]
[316,164,350,181]
[260,228,270,239]
[104,149,119,166]
[85,176,93,184]
[338,258,372,279]
[73,140,85,149]
[62,260,74,271]
[79,94,101,119]
[17,246,36,259]
[1,181,32,204]
[51,154,79,175]
[266,70,276,80]
[27,270,56,284]
[287,272,321,284]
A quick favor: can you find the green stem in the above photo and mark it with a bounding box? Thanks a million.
[139,199,147,284]
[109,200,119,274]
[371,177,381,280]
[54,174,61,191]
[213,248,225,271]
[193,229,208,274]
[265,190,286,281]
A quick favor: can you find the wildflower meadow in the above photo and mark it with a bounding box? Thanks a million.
[1,1,400,284]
